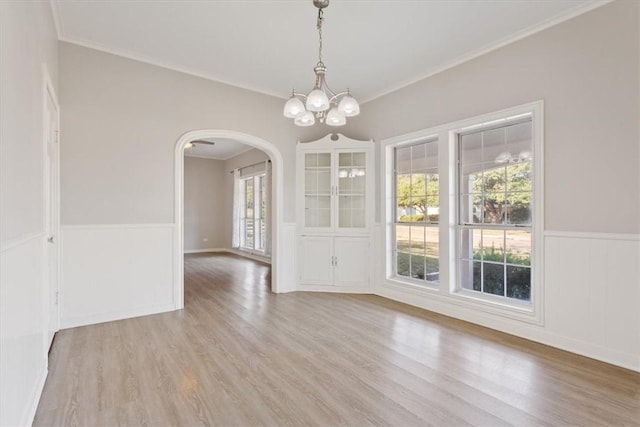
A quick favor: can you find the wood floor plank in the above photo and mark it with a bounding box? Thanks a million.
[33,252,640,426]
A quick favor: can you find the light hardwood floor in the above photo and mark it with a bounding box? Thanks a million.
[34,253,639,426]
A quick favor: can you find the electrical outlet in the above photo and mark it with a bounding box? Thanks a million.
[202,237,209,242]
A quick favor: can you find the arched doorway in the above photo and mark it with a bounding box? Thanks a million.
[174,130,286,309]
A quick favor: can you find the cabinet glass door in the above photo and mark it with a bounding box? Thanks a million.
[337,152,367,229]
[304,152,332,228]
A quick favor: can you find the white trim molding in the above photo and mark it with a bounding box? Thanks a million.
[183,247,272,265]
[544,230,640,241]
[183,247,226,254]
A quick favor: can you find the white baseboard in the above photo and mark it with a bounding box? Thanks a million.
[22,363,48,427]
[298,285,373,294]
[225,248,271,265]
[60,303,177,329]
[183,247,225,254]
[184,247,272,265]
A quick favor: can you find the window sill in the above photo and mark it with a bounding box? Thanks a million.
[385,276,439,294]
[381,278,542,326]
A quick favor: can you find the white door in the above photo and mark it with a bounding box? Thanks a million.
[334,237,370,288]
[299,236,333,286]
[44,83,59,349]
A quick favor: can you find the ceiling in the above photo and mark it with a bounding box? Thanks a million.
[51,0,607,103]
[184,138,252,160]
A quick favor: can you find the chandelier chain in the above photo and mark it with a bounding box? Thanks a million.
[317,8,324,64]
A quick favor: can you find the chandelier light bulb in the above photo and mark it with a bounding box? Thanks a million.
[294,111,316,127]
[306,89,330,112]
[338,95,360,117]
[185,142,194,149]
[326,107,346,127]
[283,96,306,118]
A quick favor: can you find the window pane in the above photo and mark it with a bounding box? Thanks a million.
[460,194,482,224]
[245,180,254,219]
[425,226,439,281]
[409,225,425,254]
[396,224,410,253]
[245,219,254,248]
[396,251,410,277]
[458,228,482,261]
[505,230,531,265]
[480,229,505,262]
[459,260,481,292]
[395,146,411,174]
[411,143,428,171]
[394,139,439,284]
[506,266,531,301]
[506,162,531,193]
[410,254,425,280]
[483,262,504,296]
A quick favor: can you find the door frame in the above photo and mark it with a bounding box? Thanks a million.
[42,66,60,349]
[174,130,287,309]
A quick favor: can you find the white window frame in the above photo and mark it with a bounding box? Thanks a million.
[382,101,544,325]
[239,172,267,254]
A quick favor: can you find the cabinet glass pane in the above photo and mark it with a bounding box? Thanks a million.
[337,152,366,229]
[305,195,331,228]
[338,195,365,228]
[305,152,331,167]
[304,152,332,228]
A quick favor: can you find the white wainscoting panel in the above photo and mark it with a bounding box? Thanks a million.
[278,222,297,293]
[544,232,640,370]
[0,232,48,426]
[61,224,176,328]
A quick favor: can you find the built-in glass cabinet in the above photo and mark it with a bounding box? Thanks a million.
[297,134,374,291]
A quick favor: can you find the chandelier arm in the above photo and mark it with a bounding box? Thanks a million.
[327,90,351,104]
[319,76,338,100]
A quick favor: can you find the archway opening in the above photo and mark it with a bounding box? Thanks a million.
[174,130,285,309]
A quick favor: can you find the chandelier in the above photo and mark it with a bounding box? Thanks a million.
[283,0,360,127]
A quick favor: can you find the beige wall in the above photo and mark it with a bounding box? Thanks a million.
[184,157,226,250]
[0,1,59,425]
[59,42,331,227]
[348,0,639,234]
[1,1,59,241]
[184,149,270,251]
